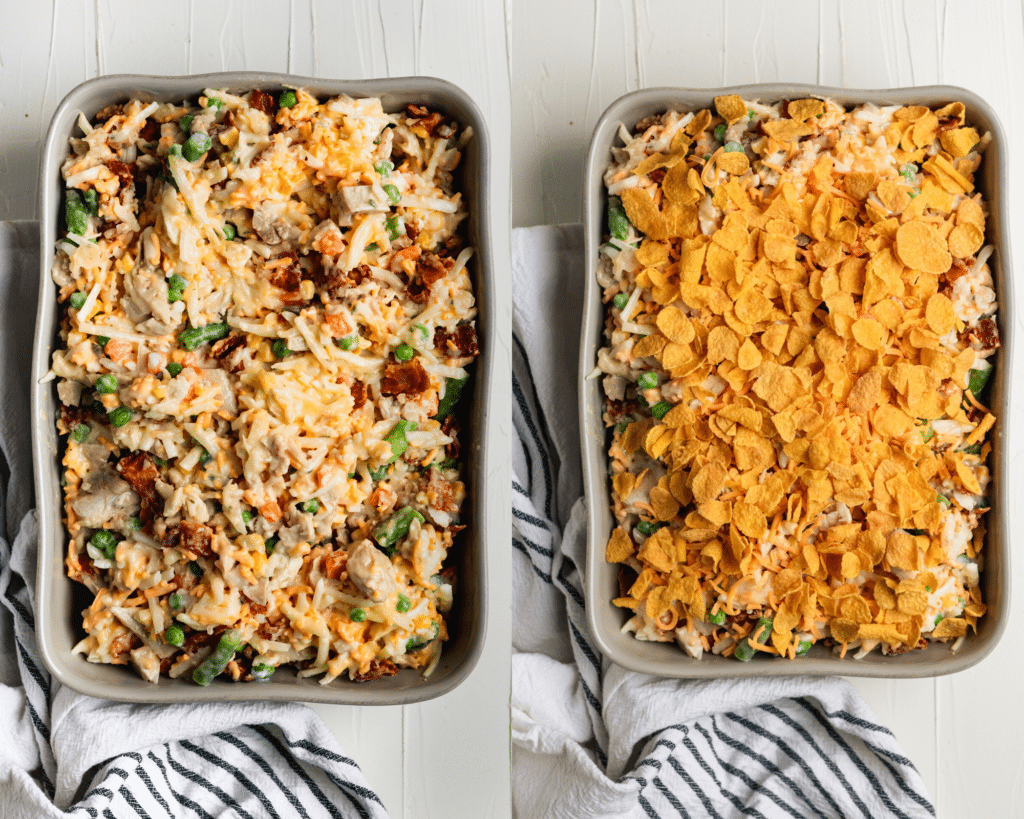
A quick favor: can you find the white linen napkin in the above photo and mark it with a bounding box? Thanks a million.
[0,222,390,819]
[510,224,935,819]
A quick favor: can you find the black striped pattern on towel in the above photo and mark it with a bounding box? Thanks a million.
[512,329,935,819]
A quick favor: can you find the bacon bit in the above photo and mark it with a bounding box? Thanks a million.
[139,119,159,142]
[60,403,93,431]
[391,245,421,276]
[425,468,458,513]
[249,89,276,116]
[246,599,268,616]
[352,659,398,682]
[269,264,301,292]
[110,630,138,659]
[350,380,367,410]
[417,252,454,287]
[211,333,247,369]
[381,360,430,396]
[441,415,460,460]
[323,549,347,580]
[434,324,479,358]
[259,498,283,523]
[164,521,214,558]
[93,103,124,123]
[313,263,368,300]
[107,159,135,190]
[323,312,350,336]
[116,451,161,530]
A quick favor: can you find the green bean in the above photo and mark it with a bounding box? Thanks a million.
[714,123,727,142]
[301,499,320,514]
[252,662,275,682]
[272,339,291,358]
[179,114,194,133]
[395,343,414,362]
[375,161,393,177]
[733,637,756,662]
[108,406,132,427]
[384,419,416,463]
[71,422,90,443]
[278,90,297,109]
[69,291,87,310]
[607,196,629,241]
[383,184,401,205]
[636,520,662,536]
[707,610,726,626]
[167,362,183,377]
[937,494,952,508]
[438,457,458,471]
[65,189,88,235]
[796,640,812,656]
[97,336,110,348]
[365,242,380,253]
[385,215,405,241]
[723,141,743,153]
[179,322,230,351]
[372,506,425,552]
[751,616,773,646]
[83,188,100,216]
[205,97,223,111]
[164,625,185,646]
[90,530,117,560]
[414,323,429,340]
[338,334,359,351]
[183,132,212,162]
[433,376,468,421]
[264,536,278,555]
[920,424,934,443]
[968,365,992,396]
[188,560,203,577]
[192,629,242,685]
[369,464,389,482]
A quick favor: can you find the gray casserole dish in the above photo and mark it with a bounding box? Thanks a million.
[32,72,494,704]
[579,83,1010,678]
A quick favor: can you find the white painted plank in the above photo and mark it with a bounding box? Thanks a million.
[94,0,189,76]
[185,0,292,75]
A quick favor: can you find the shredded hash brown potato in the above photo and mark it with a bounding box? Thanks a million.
[50,88,479,684]
[596,96,996,662]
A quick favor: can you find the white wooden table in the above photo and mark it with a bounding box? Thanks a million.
[4,1,1023,816]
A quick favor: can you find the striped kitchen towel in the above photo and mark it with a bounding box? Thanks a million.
[0,222,389,819]
[510,224,935,819]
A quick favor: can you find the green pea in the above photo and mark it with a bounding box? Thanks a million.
[350,607,366,623]
[205,97,223,111]
[97,336,110,348]
[264,536,278,555]
[383,184,401,205]
[637,372,658,390]
[179,114,194,132]
[69,291,87,310]
[375,161,394,177]
[241,510,254,529]
[396,594,411,613]
[395,343,415,362]
[723,141,743,153]
[71,423,90,443]
[183,132,213,162]
[252,663,275,682]
[650,401,672,420]
[747,109,755,120]
[714,123,727,142]
[189,560,203,577]
[301,499,320,515]
[708,610,726,625]
[272,339,291,358]
[90,529,117,560]
[108,406,132,427]
[438,457,458,471]
[222,221,237,241]
[279,90,297,109]
[934,614,944,626]
[164,625,185,647]
[385,215,405,241]
[126,516,142,531]
[167,362,183,377]
[613,292,629,310]
[169,592,184,610]
[338,334,359,351]
[636,520,661,536]
[168,274,187,291]
[168,288,184,303]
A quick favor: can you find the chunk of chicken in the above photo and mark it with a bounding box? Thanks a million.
[71,468,139,528]
[347,540,397,603]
